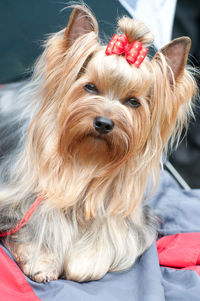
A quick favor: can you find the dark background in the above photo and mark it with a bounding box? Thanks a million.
[0,0,128,83]
[0,0,200,187]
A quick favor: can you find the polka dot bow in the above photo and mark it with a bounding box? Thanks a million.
[105,34,148,68]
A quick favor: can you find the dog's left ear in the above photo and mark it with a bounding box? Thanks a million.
[64,6,98,48]
[154,37,191,83]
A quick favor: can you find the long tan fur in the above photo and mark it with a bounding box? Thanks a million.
[0,4,197,282]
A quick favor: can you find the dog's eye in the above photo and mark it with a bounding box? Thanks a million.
[126,98,141,108]
[84,83,98,93]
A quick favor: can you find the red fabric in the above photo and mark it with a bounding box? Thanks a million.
[156,233,200,276]
[0,246,41,301]
[105,34,148,67]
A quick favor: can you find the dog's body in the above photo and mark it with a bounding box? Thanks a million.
[0,5,197,282]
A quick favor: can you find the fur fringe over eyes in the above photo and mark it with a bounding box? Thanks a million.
[0,4,197,282]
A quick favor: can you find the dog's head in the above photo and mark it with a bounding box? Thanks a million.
[37,6,195,164]
[28,5,196,215]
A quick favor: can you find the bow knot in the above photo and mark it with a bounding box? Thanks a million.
[105,34,148,68]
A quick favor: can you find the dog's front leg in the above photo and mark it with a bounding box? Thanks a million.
[63,221,117,282]
[3,238,62,282]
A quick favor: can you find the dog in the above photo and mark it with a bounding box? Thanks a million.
[0,4,197,283]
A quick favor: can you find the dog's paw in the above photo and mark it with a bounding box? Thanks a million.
[24,266,59,283]
[4,241,61,283]
[20,256,61,283]
[64,250,111,282]
[21,259,60,283]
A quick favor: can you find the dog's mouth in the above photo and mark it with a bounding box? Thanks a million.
[63,122,131,164]
[88,132,106,140]
[86,132,112,148]
[62,127,131,170]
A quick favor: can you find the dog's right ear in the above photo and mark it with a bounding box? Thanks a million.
[64,6,98,48]
[153,37,191,84]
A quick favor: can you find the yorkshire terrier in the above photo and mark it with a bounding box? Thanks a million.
[0,5,197,283]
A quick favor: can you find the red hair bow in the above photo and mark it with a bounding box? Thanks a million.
[105,34,148,68]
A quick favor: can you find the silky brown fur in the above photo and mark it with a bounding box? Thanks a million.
[0,4,197,282]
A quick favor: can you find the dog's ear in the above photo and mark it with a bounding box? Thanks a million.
[154,37,191,83]
[64,6,98,48]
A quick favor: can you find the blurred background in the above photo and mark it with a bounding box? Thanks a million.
[0,0,200,187]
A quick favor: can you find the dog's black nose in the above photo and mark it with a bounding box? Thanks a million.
[93,117,114,134]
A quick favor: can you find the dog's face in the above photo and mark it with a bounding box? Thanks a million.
[58,49,153,169]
